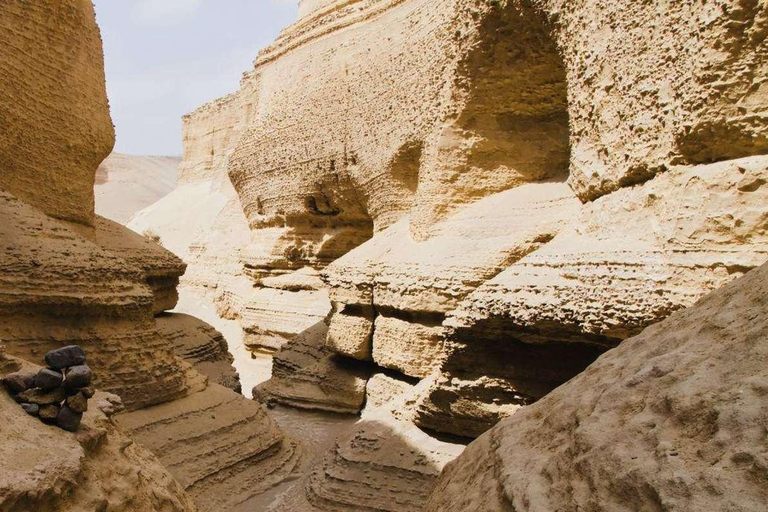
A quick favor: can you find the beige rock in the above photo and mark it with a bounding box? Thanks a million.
[326,304,374,360]
[255,320,371,414]
[272,376,464,512]
[229,0,768,242]
[0,0,114,226]
[301,409,465,512]
[242,273,331,352]
[156,313,241,393]
[449,156,768,346]
[322,182,579,380]
[117,383,301,512]
[91,216,187,314]
[94,153,179,224]
[372,314,446,379]
[0,348,198,512]
[426,261,768,512]
[362,372,416,417]
[416,155,768,438]
[0,191,195,411]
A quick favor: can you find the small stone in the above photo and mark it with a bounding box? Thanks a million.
[17,387,66,405]
[64,365,92,390]
[21,403,39,416]
[44,345,86,370]
[34,368,63,391]
[39,404,59,423]
[80,386,96,399]
[66,392,88,413]
[1,372,35,394]
[56,406,83,432]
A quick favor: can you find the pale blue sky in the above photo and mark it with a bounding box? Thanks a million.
[93,0,297,156]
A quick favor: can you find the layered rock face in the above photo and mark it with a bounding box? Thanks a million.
[0,2,301,511]
[221,0,767,439]
[426,261,768,512]
[0,190,194,411]
[95,152,179,224]
[160,1,768,509]
[0,347,198,512]
[0,0,114,226]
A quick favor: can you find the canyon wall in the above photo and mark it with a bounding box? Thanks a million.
[426,261,768,512]
[0,2,301,511]
[158,0,768,510]
[226,0,767,430]
[0,0,114,226]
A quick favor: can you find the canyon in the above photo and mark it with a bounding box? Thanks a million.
[1,0,767,511]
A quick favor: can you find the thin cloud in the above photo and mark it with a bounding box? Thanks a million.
[132,0,204,25]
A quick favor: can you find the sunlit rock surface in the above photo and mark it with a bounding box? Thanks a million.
[427,261,768,512]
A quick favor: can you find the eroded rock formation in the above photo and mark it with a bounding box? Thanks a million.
[0,0,114,226]
[211,0,768,442]
[426,261,768,512]
[154,0,767,510]
[23,0,763,510]
[0,346,198,512]
[0,2,300,511]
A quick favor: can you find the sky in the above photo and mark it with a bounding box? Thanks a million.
[93,0,298,156]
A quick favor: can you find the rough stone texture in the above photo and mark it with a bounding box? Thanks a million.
[156,312,242,393]
[254,320,371,414]
[362,372,417,417]
[426,261,768,512]
[449,156,768,346]
[0,191,196,411]
[140,0,768,447]
[229,0,768,238]
[300,409,465,512]
[94,153,179,224]
[415,155,768,438]
[322,182,579,380]
[271,378,465,512]
[242,268,331,352]
[0,0,114,226]
[0,348,198,512]
[117,383,302,512]
[91,216,187,314]
[44,346,86,370]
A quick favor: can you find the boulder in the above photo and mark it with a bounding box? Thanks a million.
[1,372,35,394]
[56,406,83,432]
[17,387,66,406]
[34,368,63,391]
[64,365,92,390]
[20,403,39,416]
[44,346,86,371]
[66,392,88,414]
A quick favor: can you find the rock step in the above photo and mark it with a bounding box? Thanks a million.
[118,383,302,512]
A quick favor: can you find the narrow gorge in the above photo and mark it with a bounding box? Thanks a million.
[1,1,766,511]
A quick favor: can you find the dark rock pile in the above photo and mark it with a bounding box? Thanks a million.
[1,345,93,432]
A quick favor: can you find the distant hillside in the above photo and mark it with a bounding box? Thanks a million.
[95,152,180,224]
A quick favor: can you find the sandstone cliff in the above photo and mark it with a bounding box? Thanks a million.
[0,0,114,226]
[216,0,768,438]
[426,260,768,512]
[156,1,767,510]
[0,2,301,511]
